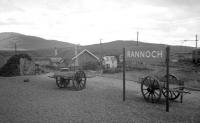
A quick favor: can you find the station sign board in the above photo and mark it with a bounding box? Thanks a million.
[125,46,166,64]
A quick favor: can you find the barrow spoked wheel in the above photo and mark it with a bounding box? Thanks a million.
[162,88,180,101]
[162,74,180,100]
[64,79,70,87]
[56,77,65,88]
[73,71,86,90]
[141,76,162,103]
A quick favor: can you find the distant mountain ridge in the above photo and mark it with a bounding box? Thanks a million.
[83,40,195,57]
[0,32,195,61]
[0,32,74,50]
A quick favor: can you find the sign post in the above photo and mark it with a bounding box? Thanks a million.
[123,48,126,101]
[166,46,170,112]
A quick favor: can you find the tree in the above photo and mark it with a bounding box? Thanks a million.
[0,54,31,77]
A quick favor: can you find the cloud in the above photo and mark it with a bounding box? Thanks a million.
[145,0,200,18]
[0,18,32,25]
[0,0,24,13]
[0,0,199,46]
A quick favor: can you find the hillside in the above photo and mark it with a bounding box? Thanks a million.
[0,32,194,57]
[0,32,74,50]
[83,40,195,57]
[20,40,195,60]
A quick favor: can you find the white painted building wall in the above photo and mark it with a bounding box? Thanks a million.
[103,56,117,69]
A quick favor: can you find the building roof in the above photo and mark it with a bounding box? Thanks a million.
[103,55,117,58]
[33,57,50,61]
[50,57,63,63]
[72,49,99,61]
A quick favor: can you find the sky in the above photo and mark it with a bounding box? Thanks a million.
[0,0,200,47]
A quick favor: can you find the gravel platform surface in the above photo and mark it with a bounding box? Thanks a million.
[0,74,200,123]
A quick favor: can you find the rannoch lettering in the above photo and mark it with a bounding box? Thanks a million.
[127,50,163,58]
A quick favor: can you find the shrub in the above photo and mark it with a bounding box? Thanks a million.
[0,54,31,77]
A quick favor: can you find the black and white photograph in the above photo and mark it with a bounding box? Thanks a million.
[0,0,200,122]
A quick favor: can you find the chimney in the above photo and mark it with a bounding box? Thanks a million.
[74,45,78,66]
[54,47,58,57]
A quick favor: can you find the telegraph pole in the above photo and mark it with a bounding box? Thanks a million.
[182,34,198,48]
[181,34,198,64]
[100,39,103,74]
[195,34,198,49]
[137,31,139,46]
[99,39,103,60]
[14,42,17,55]
[74,44,78,70]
